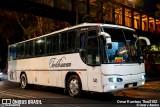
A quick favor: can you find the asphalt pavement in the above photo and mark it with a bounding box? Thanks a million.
[138,81,160,92]
[1,73,160,93]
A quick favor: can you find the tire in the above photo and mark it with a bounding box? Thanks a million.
[67,75,82,97]
[20,73,28,89]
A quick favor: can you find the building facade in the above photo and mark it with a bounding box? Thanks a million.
[28,0,160,42]
[28,0,160,75]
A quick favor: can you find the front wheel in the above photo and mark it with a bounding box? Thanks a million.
[67,75,82,97]
[20,73,28,89]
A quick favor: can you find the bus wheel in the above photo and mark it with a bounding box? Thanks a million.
[67,75,82,97]
[20,73,28,89]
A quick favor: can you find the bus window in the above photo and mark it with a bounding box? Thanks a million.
[25,42,30,57]
[9,45,17,60]
[79,32,87,63]
[80,32,86,49]
[17,43,25,58]
[46,36,53,54]
[68,31,76,52]
[87,30,100,65]
[60,32,67,52]
[53,35,59,53]
[25,41,34,57]
[35,38,45,56]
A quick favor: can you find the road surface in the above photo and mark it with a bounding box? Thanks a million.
[0,74,159,107]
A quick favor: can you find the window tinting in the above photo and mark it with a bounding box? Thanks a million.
[9,45,17,59]
[87,30,100,65]
[35,38,45,56]
[103,28,137,42]
[80,32,86,49]
[79,32,87,63]
[25,41,34,57]
[68,31,76,51]
[60,32,67,52]
[53,35,59,53]
[17,43,25,58]
[46,36,53,54]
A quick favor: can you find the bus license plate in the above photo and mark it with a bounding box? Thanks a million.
[128,84,133,88]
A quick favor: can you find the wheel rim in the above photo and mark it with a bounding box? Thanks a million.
[69,78,79,95]
[21,75,26,88]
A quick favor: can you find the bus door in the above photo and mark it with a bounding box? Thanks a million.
[79,28,102,92]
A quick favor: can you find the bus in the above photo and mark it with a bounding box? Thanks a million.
[8,23,151,97]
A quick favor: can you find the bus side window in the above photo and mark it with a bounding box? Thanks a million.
[53,35,60,54]
[17,43,25,59]
[35,38,45,56]
[60,32,67,52]
[10,45,17,60]
[30,41,35,57]
[87,30,100,65]
[46,36,53,54]
[25,41,35,57]
[25,42,29,57]
[80,33,86,49]
[68,31,76,52]
[79,32,86,63]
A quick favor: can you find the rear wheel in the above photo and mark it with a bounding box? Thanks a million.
[20,73,28,89]
[67,75,82,97]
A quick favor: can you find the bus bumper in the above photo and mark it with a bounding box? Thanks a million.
[102,73,145,92]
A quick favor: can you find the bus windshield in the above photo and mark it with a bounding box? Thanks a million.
[102,27,143,64]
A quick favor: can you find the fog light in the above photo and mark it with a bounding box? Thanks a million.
[0,72,2,77]
[111,85,117,89]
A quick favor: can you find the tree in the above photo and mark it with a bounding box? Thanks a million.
[155,3,160,18]
[0,9,72,43]
[0,9,22,44]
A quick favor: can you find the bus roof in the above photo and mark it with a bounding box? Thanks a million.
[10,23,135,46]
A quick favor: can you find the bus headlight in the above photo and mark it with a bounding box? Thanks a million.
[141,75,145,80]
[0,72,2,78]
[109,78,123,82]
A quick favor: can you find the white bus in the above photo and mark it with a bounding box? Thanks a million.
[8,23,150,97]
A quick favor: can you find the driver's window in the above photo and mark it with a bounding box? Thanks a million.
[87,30,100,65]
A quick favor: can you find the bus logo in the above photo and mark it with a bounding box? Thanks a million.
[49,56,71,68]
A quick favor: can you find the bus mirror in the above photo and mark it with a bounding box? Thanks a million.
[135,36,151,49]
[106,38,112,49]
[99,32,112,48]
[139,36,151,46]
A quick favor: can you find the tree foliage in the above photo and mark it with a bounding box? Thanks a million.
[155,3,160,18]
[0,9,72,44]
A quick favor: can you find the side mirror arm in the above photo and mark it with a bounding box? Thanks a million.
[135,36,151,49]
